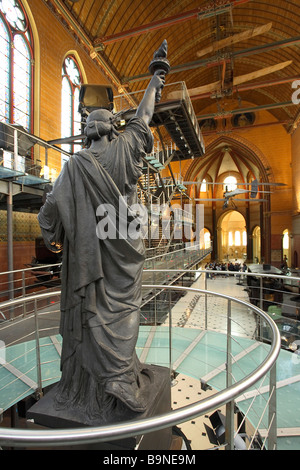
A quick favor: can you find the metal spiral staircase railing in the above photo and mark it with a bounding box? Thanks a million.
[0,275,281,449]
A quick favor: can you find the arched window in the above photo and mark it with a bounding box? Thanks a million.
[282,229,290,267]
[200,228,211,249]
[228,231,233,247]
[235,230,241,246]
[223,176,237,192]
[283,229,289,250]
[61,55,82,161]
[242,230,247,246]
[0,0,33,131]
[200,179,207,192]
[204,231,211,249]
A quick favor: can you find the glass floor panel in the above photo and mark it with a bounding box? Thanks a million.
[1,327,300,449]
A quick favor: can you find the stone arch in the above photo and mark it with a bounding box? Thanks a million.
[252,225,261,263]
[182,133,272,263]
[217,209,246,261]
[183,133,273,184]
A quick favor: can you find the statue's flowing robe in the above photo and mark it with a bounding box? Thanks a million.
[38,117,153,414]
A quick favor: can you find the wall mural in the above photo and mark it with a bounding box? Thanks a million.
[0,210,41,242]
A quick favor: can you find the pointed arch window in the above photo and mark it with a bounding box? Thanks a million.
[283,229,289,250]
[204,230,211,249]
[0,0,33,131]
[223,176,237,192]
[200,179,207,192]
[61,55,82,161]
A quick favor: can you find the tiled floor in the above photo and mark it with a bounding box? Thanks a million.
[168,272,257,450]
[157,267,300,451]
[171,374,222,450]
[170,272,257,337]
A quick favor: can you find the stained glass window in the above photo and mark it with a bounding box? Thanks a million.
[61,55,82,161]
[0,0,33,131]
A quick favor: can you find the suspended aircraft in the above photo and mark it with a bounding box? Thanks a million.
[181,179,285,210]
[167,22,293,102]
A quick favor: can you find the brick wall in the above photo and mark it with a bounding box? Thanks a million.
[28,0,115,171]
[291,125,300,266]
[1,0,114,276]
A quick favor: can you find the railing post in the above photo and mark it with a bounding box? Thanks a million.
[268,362,277,450]
[204,271,208,330]
[259,276,263,310]
[169,290,172,372]
[225,299,235,450]
[259,276,264,340]
[152,259,155,285]
[154,288,157,325]
[7,181,14,308]
[34,299,43,398]
[22,271,26,317]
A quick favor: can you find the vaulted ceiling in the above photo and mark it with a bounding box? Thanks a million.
[46,0,300,132]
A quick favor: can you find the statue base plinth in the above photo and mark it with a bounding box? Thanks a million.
[26,364,172,450]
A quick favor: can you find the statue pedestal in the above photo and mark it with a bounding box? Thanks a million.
[27,364,172,450]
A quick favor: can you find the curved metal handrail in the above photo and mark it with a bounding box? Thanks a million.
[0,285,281,448]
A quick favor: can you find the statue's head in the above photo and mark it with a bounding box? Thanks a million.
[84,108,119,146]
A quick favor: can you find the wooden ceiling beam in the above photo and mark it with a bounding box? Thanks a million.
[201,121,289,135]
[45,0,138,108]
[123,36,300,84]
[93,0,251,49]
[186,76,300,101]
[198,101,295,120]
[233,35,300,60]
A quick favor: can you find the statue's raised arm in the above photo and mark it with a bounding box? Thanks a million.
[136,39,170,125]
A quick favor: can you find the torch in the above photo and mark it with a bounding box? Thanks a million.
[148,39,170,103]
